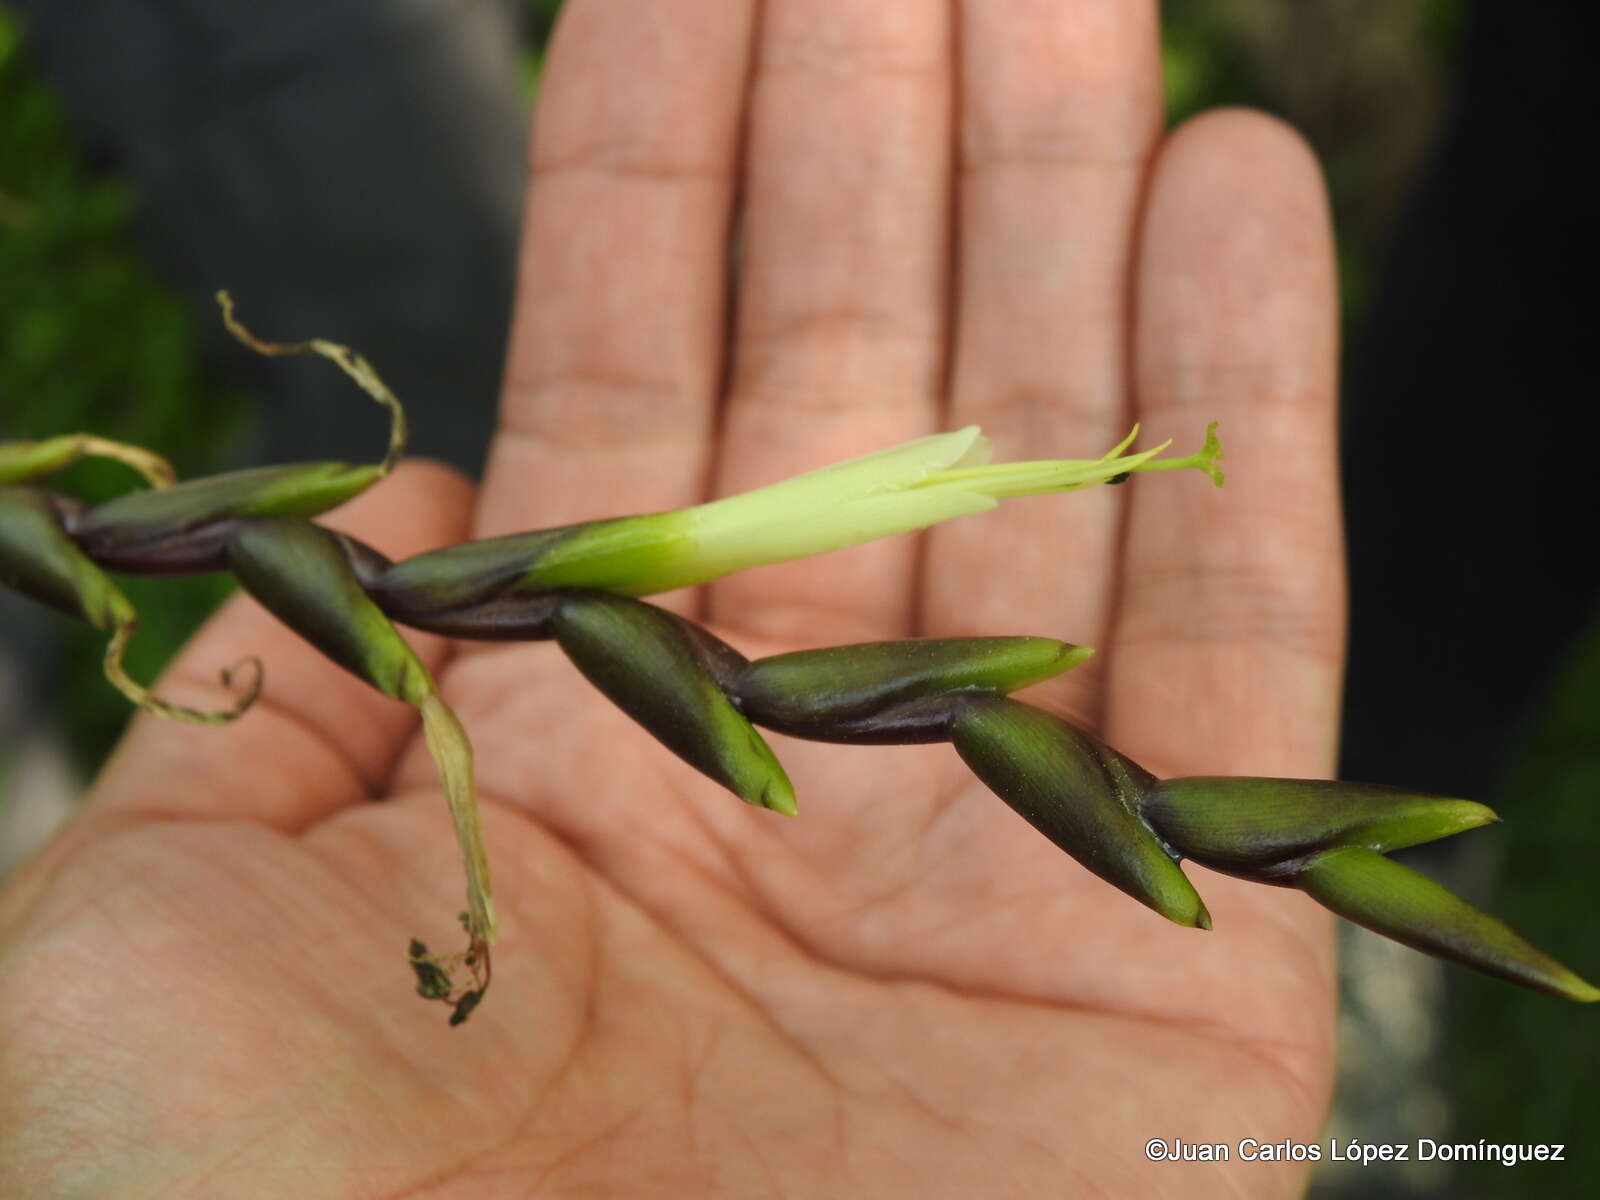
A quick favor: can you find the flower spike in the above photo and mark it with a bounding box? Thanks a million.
[18,320,1592,1021]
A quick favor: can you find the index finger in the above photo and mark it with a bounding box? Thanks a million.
[476,0,756,561]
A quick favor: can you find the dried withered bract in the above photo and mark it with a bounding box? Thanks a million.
[227,517,499,957]
[448,991,483,1027]
[0,434,174,488]
[409,949,453,1002]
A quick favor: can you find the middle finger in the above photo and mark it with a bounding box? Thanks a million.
[707,0,954,644]
[924,0,1163,722]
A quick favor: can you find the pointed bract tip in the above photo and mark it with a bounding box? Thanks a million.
[760,782,799,817]
[1549,969,1600,1003]
[1058,643,1095,671]
[1161,889,1212,930]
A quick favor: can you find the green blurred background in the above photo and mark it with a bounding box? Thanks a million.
[1,2,1594,1196]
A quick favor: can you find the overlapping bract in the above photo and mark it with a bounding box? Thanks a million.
[4,305,1592,1023]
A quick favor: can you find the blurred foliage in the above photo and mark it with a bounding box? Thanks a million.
[0,5,251,760]
[1450,620,1600,1198]
[522,0,563,95]
[0,0,556,763]
[1162,0,1463,327]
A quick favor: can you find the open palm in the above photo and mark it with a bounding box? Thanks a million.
[0,2,1344,1196]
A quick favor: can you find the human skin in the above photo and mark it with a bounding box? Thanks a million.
[0,1,1343,1196]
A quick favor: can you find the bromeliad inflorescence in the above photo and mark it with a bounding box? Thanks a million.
[2,298,1592,1025]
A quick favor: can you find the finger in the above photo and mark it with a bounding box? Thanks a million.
[1103,110,1343,1065]
[1107,109,1344,779]
[477,0,757,613]
[706,0,953,642]
[924,0,1162,718]
[87,461,476,829]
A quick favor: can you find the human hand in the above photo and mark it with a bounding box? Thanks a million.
[0,1,1341,1195]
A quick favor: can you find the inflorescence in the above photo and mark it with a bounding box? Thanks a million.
[1,297,1591,1025]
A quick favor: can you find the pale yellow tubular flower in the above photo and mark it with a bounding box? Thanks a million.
[671,423,1222,589]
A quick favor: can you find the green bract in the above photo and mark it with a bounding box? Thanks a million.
[737,636,1091,742]
[553,592,796,816]
[74,461,385,550]
[1297,848,1599,1003]
[1143,777,1500,877]
[0,487,256,724]
[950,697,1211,930]
[0,487,132,631]
[227,519,431,703]
[378,515,675,615]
